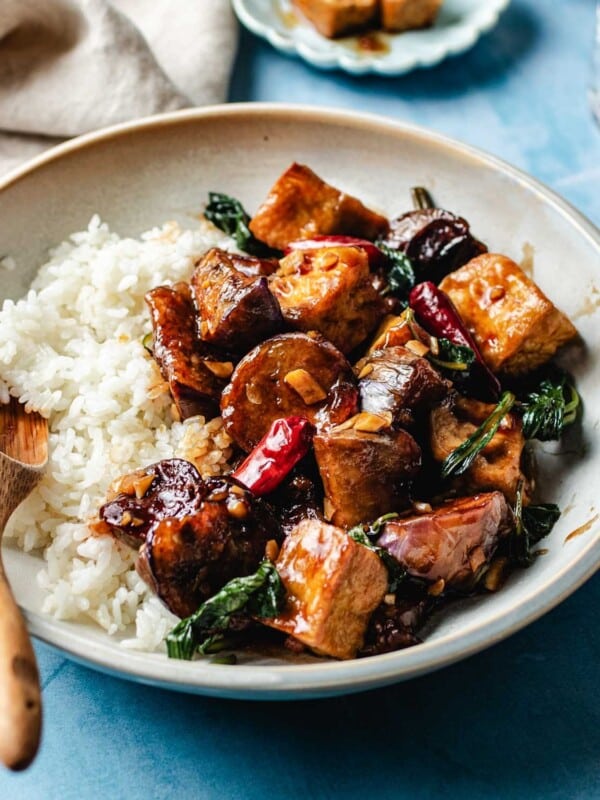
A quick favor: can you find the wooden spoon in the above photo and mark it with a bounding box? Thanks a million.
[0,397,47,770]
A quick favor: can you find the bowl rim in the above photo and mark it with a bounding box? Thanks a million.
[3,103,599,698]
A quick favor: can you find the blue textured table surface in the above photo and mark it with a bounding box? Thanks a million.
[4,1,600,798]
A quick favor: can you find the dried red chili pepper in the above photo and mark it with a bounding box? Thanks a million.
[231,416,314,496]
[408,281,501,398]
[285,236,385,269]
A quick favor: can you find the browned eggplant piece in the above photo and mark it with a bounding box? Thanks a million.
[221,332,359,452]
[314,424,421,528]
[267,470,324,536]
[227,252,279,278]
[377,492,512,591]
[145,284,227,420]
[361,594,433,655]
[263,518,388,659]
[137,476,281,618]
[97,459,206,548]
[356,345,449,428]
[383,208,486,284]
[249,163,389,251]
[270,246,385,354]
[430,394,530,503]
[191,248,283,353]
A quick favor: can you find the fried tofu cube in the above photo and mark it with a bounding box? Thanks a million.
[381,0,442,32]
[264,519,388,659]
[270,246,384,353]
[249,163,389,251]
[439,254,577,375]
[430,395,530,503]
[293,0,378,38]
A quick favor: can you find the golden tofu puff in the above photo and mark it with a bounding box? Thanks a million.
[439,254,577,375]
[249,163,388,251]
[263,519,388,659]
[381,0,443,32]
[430,395,530,504]
[292,0,378,39]
[270,246,384,354]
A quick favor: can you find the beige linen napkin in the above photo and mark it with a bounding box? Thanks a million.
[0,0,238,174]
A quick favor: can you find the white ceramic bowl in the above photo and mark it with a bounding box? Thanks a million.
[0,104,598,699]
[233,0,511,75]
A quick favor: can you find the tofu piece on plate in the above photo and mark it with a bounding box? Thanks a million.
[292,0,378,39]
[264,519,388,659]
[430,395,529,503]
[270,245,384,353]
[381,0,443,32]
[249,163,389,251]
[439,254,577,375]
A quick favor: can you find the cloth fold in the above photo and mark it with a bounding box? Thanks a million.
[0,0,238,174]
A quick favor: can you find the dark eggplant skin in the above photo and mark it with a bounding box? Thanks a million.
[137,475,281,618]
[377,492,512,591]
[98,459,205,549]
[227,252,279,278]
[313,426,421,529]
[221,332,359,452]
[383,208,487,284]
[361,594,433,656]
[145,284,226,420]
[356,346,449,429]
[266,466,325,537]
[191,248,283,353]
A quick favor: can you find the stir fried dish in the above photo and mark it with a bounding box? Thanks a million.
[94,163,580,662]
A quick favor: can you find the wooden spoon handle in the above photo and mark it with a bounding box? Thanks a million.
[0,563,41,770]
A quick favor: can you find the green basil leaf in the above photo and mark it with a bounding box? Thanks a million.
[376,241,416,303]
[441,391,515,480]
[204,192,276,257]
[348,513,406,593]
[510,483,561,567]
[520,376,580,441]
[166,559,285,660]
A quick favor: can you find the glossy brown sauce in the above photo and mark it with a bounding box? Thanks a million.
[356,33,390,53]
[565,512,599,542]
[343,32,390,54]
[275,3,298,29]
[573,286,600,319]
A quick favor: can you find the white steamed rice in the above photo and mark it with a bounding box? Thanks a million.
[0,216,238,651]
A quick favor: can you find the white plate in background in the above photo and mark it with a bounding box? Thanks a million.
[233,0,511,75]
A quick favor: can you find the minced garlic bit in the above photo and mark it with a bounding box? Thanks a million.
[133,473,155,500]
[204,360,234,379]
[428,578,445,597]
[284,368,327,405]
[352,411,392,433]
[405,339,430,357]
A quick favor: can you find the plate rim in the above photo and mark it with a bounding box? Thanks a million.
[231,0,512,76]
[2,102,599,698]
